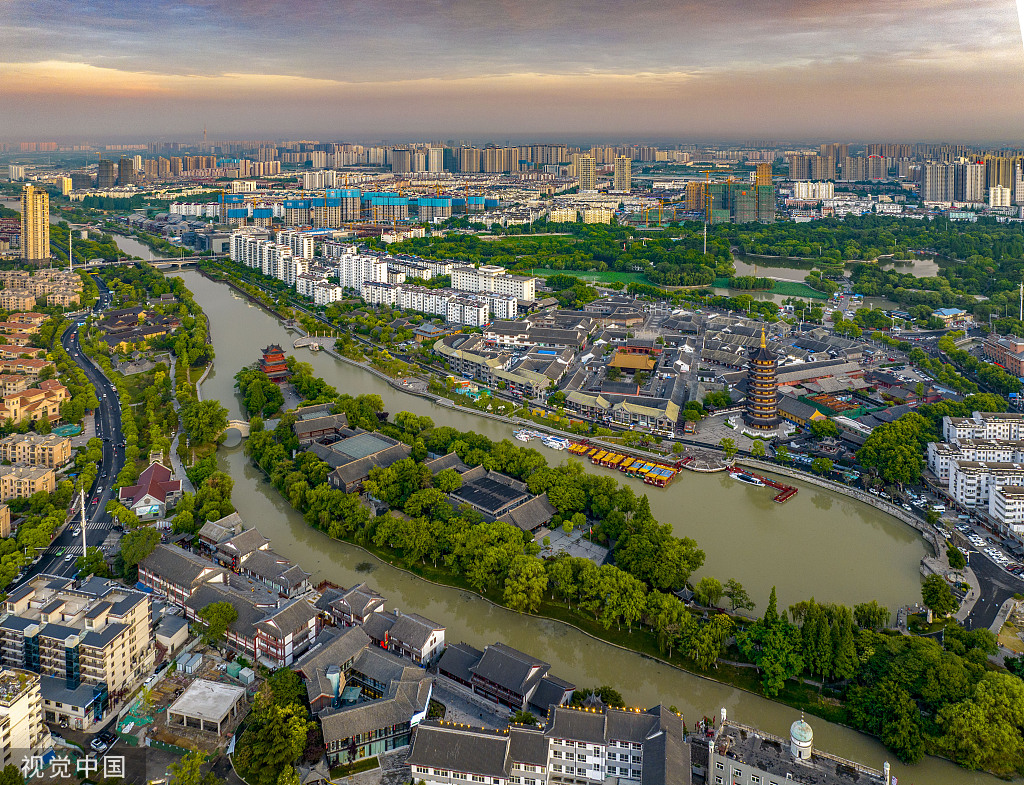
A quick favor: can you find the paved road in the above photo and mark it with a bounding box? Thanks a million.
[12,277,125,586]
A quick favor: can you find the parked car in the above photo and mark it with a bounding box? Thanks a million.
[89,739,108,753]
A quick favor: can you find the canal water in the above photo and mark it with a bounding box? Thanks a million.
[165,268,993,784]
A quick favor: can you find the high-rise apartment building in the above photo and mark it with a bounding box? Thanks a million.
[819,142,849,160]
[117,156,135,186]
[96,159,116,188]
[391,149,413,174]
[811,155,836,181]
[986,156,1014,189]
[613,156,632,192]
[20,185,49,264]
[754,162,773,187]
[955,162,986,203]
[866,155,887,181]
[841,156,866,181]
[990,185,1012,208]
[427,147,444,173]
[921,162,956,202]
[456,147,481,173]
[7,166,26,181]
[575,154,596,191]
[788,154,812,180]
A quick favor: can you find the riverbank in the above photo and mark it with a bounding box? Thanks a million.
[207,260,936,555]
[175,269,997,784]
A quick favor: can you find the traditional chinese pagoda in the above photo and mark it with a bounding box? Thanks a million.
[744,327,780,430]
[259,344,291,384]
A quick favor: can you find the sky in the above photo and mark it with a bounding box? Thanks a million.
[2,0,1024,143]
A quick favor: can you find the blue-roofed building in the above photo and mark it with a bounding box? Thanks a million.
[932,307,972,326]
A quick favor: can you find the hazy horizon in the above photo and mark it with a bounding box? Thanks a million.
[4,0,1024,143]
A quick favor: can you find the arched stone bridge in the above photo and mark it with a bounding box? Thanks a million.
[223,419,251,438]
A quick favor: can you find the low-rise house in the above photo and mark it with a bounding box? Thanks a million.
[239,549,311,598]
[361,610,445,666]
[437,641,574,713]
[117,462,182,519]
[407,703,690,785]
[294,627,432,764]
[293,405,349,446]
[314,430,412,493]
[322,583,386,627]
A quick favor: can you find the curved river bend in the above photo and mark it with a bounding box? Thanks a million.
[118,262,989,783]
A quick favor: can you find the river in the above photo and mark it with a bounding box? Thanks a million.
[164,267,994,784]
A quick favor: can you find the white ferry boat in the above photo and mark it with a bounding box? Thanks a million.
[514,429,540,442]
[730,471,766,487]
[541,434,569,450]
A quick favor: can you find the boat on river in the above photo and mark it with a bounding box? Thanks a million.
[540,434,569,450]
[730,471,766,487]
[514,429,540,442]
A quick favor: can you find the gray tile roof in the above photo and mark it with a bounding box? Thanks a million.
[470,642,549,696]
[507,726,548,765]
[257,598,317,640]
[437,642,483,683]
[501,493,556,533]
[424,452,468,475]
[545,705,607,744]
[141,544,220,588]
[406,723,512,778]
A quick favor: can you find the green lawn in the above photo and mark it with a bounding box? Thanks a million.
[329,756,379,777]
[712,278,828,300]
[531,268,652,285]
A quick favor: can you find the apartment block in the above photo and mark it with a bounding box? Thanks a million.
[0,465,55,499]
[1,575,155,729]
[0,668,47,768]
[0,381,68,425]
[0,433,72,468]
[451,265,536,301]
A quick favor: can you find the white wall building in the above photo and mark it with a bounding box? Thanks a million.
[337,254,388,294]
[451,264,536,301]
[792,181,835,200]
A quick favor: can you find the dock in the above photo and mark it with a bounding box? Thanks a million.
[566,441,683,487]
[728,467,798,503]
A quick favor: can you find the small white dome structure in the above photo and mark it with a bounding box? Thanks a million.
[790,715,813,760]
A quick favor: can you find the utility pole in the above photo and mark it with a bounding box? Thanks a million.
[79,489,87,564]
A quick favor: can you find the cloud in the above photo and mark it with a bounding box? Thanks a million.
[1,0,1023,138]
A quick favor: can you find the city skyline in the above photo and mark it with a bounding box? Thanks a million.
[2,0,1024,142]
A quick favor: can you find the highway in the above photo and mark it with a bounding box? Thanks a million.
[14,276,126,585]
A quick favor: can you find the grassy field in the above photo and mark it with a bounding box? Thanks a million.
[531,268,652,285]
[713,278,827,300]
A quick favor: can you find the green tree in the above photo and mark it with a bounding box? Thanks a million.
[511,710,539,725]
[775,445,790,463]
[75,546,109,578]
[168,750,220,785]
[750,439,766,458]
[694,576,724,607]
[181,399,229,446]
[857,412,930,485]
[719,437,737,459]
[853,600,890,630]
[810,457,833,476]
[198,601,238,646]
[947,544,967,571]
[503,555,549,613]
[809,418,839,439]
[921,574,957,616]
[434,467,463,493]
[723,578,755,612]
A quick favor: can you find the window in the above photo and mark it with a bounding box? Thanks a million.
[751,777,760,784]
[733,770,743,778]
[414,767,428,774]
[716,763,724,771]
[471,776,484,783]
[632,756,641,764]
[715,779,723,785]
[552,751,562,759]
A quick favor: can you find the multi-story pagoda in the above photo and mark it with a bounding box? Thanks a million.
[744,328,780,430]
[259,344,291,384]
